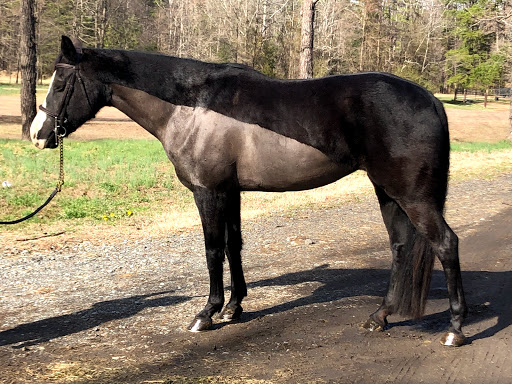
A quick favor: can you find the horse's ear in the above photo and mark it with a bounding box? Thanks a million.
[61,35,78,63]
[71,37,83,54]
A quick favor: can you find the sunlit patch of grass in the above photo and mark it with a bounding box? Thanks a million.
[436,94,511,110]
[451,140,512,153]
[450,149,512,181]
[449,141,512,180]
[0,83,49,96]
[44,362,99,381]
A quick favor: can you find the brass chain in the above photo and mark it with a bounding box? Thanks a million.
[57,134,65,192]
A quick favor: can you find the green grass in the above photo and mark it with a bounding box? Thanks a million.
[451,140,512,153]
[0,139,193,226]
[435,94,510,110]
[0,83,48,96]
[0,84,22,96]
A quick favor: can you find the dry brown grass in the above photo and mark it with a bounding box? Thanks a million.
[27,361,123,383]
[447,107,510,142]
[450,149,512,180]
[0,71,19,84]
[32,360,281,384]
[161,376,278,384]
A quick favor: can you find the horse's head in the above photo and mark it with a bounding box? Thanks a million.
[30,36,107,149]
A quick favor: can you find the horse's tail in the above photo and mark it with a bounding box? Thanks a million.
[392,231,436,319]
[392,94,446,318]
[432,94,451,208]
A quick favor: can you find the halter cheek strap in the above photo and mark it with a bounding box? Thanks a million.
[38,61,93,144]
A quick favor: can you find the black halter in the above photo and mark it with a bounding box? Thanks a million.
[39,59,93,145]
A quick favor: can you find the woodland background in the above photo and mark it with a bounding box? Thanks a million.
[1,0,512,92]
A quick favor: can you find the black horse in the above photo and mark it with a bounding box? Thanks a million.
[30,36,467,346]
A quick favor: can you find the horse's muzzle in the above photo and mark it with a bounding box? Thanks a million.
[33,131,58,149]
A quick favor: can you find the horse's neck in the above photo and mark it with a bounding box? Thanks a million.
[110,84,177,140]
[94,49,221,108]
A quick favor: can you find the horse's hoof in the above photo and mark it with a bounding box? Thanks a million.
[218,306,243,322]
[440,331,466,347]
[187,317,212,333]
[362,316,387,332]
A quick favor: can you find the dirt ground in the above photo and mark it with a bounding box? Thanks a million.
[1,95,512,383]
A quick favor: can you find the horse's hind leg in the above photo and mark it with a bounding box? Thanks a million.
[363,184,417,331]
[219,189,247,322]
[187,188,229,332]
[364,182,467,345]
[398,200,467,346]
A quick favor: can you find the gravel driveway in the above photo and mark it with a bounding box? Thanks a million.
[1,173,511,383]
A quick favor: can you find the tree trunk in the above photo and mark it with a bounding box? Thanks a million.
[299,0,318,79]
[508,94,512,140]
[359,4,367,72]
[509,73,512,140]
[20,0,38,140]
[96,0,108,48]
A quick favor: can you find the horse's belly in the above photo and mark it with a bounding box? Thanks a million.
[166,107,353,191]
[236,127,352,192]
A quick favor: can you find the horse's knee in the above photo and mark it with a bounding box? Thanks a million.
[206,249,225,270]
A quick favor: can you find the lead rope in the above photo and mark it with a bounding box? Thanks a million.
[0,134,64,225]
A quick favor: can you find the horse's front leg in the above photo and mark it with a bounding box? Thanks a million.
[187,188,228,332]
[219,189,247,322]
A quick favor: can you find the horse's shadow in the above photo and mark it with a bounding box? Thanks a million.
[243,264,387,318]
[2,265,509,348]
[239,265,512,343]
[421,269,512,344]
[0,291,191,348]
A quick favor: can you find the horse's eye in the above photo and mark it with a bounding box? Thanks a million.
[53,83,66,92]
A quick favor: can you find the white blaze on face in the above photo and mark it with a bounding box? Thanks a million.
[30,71,56,149]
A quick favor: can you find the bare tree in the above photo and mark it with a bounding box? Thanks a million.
[95,0,108,48]
[2,0,508,91]
[509,72,512,139]
[20,0,37,140]
[299,0,319,78]
[509,96,512,140]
